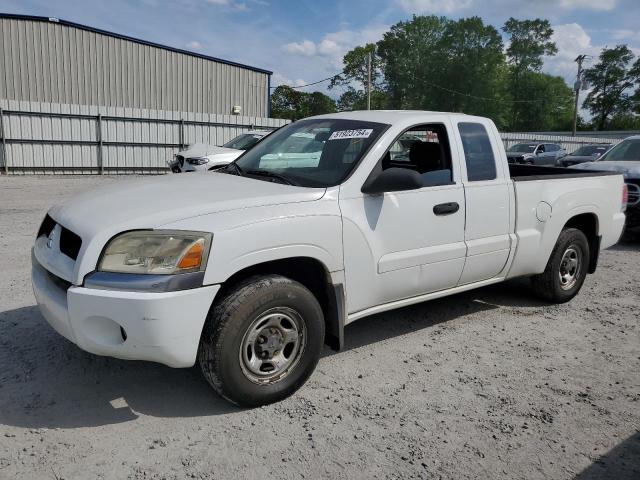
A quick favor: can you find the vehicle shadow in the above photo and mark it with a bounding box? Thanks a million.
[339,278,545,352]
[0,279,545,429]
[608,237,640,251]
[573,432,640,480]
[0,306,239,430]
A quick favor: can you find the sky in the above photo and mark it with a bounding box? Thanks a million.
[2,0,640,100]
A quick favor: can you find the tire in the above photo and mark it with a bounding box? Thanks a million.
[198,274,324,407]
[530,228,590,303]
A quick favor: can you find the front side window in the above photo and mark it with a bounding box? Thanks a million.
[233,119,388,187]
[458,123,497,182]
[599,139,640,162]
[381,124,453,187]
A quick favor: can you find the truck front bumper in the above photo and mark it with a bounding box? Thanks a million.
[32,258,219,368]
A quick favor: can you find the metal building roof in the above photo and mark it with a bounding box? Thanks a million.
[0,12,273,75]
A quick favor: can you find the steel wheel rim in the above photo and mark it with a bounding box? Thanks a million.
[559,246,582,290]
[239,307,306,385]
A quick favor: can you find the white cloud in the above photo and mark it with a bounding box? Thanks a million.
[398,0,471,13]
[186,40,203,50]
[545,23,599,83]
[395,0,617,14]
[205,0,249,10]
[272,72,308,88]
[281,24,388,71]
[396,0,472,14]
[558,0,616,10]
[282,40,317,56]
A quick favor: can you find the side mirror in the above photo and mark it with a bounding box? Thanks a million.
[361,167,423,194]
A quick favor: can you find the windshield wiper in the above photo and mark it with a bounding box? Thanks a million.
[245,169,298,186]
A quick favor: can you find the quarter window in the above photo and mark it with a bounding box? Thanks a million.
[458,123,497,181]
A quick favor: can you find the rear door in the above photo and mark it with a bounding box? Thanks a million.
[454,120,512,285]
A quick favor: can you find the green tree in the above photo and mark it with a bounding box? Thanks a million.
[582,45,637,130]
[306,91,338,116]
[270,85,336,120]
[377,15,509,127]
[377,15,449,110]
[336,88,388,111]
[502,18,557,73]
[271,85,307,120]
[329,43,386,110]
[510,71,575,131]
[502,18,560,130]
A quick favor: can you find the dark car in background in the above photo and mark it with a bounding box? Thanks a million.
[557,144,611,167]
[506,142,566,165]
[570,136,640,234]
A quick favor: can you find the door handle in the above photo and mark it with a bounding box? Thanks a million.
[433,202,459,216]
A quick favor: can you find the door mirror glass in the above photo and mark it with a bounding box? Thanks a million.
[361,167,423,194]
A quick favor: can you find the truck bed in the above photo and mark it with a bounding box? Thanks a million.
[508,164,620,181]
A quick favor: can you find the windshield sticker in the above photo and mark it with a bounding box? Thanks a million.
[328,129,373,141]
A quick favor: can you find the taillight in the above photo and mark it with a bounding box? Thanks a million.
[622,183,628,212]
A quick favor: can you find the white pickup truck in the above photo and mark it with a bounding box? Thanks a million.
[32,111,626,407]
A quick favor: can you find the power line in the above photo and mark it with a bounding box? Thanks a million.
[421,79,571,104]
[271,71,572,105]
[270,74,340,90]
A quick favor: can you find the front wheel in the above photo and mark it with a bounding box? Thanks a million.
[198,275,324,407]
[530,228,590,303]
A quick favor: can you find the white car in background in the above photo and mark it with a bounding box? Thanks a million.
[169,130,271,173]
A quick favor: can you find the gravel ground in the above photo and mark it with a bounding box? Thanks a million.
[0,175,639,480]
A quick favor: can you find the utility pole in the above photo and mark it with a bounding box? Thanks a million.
[572,54,587,137]
[366,51,372,110]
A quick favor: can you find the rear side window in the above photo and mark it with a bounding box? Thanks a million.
[458,122,497,181]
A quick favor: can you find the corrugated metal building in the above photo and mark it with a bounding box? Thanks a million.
[0,13,272,117]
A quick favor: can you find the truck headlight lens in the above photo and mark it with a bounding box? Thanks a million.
[98,231,212,274]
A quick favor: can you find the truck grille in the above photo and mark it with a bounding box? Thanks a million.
[37,214,83,260]
[60,227,82,260]
[627,181,640,206]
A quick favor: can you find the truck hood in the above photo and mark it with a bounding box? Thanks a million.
[569,161,640,178]
[49,173,326,240]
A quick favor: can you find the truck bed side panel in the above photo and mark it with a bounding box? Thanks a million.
[507,175,625,279]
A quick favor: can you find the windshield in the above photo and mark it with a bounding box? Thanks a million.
[598,139,640,162]
[222,133,265,150]
[570,145,609,156]
[508,144,536,153]
[232,119,388,187]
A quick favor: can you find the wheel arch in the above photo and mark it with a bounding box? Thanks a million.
[561,212,600,273]
[215,257,345,351]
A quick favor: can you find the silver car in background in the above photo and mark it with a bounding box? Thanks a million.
[506,142,566,165]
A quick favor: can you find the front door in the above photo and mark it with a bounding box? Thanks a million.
[340,122,466,315]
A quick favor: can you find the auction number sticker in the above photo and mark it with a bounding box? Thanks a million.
[328,129,373,140]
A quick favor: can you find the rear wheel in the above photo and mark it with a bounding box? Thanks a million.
[531,228,589,303]
[198,275,324,407]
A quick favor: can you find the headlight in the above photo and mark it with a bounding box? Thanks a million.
[98,230,212,275]
[187,157,210,166]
